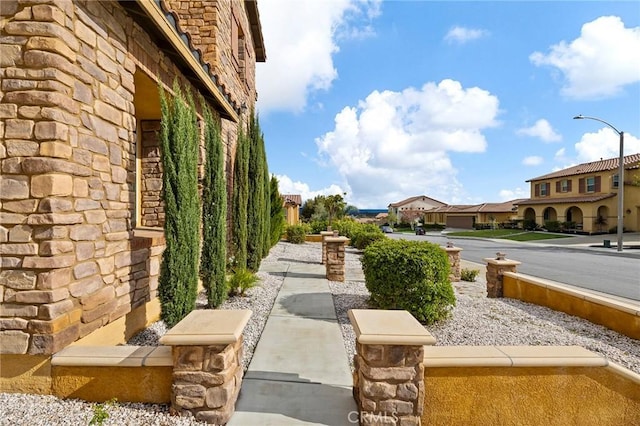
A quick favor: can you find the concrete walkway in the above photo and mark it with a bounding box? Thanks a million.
[228,261,357,425]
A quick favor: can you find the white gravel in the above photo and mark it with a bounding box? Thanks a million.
[2,241,638,424]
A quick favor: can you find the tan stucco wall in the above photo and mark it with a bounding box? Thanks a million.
[52,365,172,403]
[423,366,640,425]
[503,273,639,340]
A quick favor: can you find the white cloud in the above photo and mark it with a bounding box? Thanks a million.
[530,16,640,99]
[498,188,529,201]
[444,26,489,44]
[315,79,500,208]
[574,128,640,163]
[256,0,381,113]
[522,156,544,166]
[516,119,562,142]
[275,174,348,204]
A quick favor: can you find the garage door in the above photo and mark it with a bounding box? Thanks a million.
[446,216,474,229]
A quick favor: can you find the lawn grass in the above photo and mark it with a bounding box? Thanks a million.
[447,229,572,241]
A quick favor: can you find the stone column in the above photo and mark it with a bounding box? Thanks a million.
[325,236,348,282]
[484,253,521,298]
[320,231,334,264]
[443,242,462,282]
[348,309,436,426]
[159,310,251,424]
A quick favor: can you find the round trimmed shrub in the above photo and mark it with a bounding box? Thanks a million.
[351,230,385,250]
[285,224,308,244]
[361,239,455,324]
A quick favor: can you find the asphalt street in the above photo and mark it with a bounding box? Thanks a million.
[389,232,640,301]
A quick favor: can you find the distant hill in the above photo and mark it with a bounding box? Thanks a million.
[352,209,387,217]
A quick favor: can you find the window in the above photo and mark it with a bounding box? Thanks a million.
[540,182,549,196]
[612,174,619,189]
[561,179,569,192]
[586,177,595,192]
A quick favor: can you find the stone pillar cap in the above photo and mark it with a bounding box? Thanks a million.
[159,310,252,345]
[325,236,349,243]
[484,258,521,266]
[320,231,335,236]
[348,309,436,346]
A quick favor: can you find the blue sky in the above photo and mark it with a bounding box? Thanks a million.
[255,1,640,209]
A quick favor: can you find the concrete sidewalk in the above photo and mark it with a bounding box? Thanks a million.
[228,262,357,425]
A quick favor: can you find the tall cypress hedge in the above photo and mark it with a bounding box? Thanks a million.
[261,131,271,257]
[269,175,285,246]
[158,83,200,327]
[232,125,249,269]
[247,112,266,271]
[200,103,227,308]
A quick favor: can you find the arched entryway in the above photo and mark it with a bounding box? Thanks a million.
[523,207,536,230]
[543,207,557,222]
[565,206,583,230]
[595,205,609,232]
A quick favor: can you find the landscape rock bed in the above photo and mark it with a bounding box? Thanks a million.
[1,241,637,424]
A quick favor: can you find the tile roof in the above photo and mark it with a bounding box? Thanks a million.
[527,153,640,182]
[425,199,524,214]
[282,194,302,206]
[517,193,616,205]
[388,195,447,208]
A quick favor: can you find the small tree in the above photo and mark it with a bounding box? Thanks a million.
[324,193,346,227]
[232,125,250,269]
[158,83,200,327]
[200,102,227,308]
[269,176,285,246]
[387,210,397,227]
[247,111,265,272]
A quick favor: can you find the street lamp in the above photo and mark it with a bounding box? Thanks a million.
[573,114,625,252]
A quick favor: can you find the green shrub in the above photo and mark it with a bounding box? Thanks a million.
[544,221,561,232]
[286,224,309,244]
[351,230,386,250]
[460,268,479,282]
[227,268,259,297]
[424,223,445,230]
[308,219,329,234]
[361,239,455,324]
[523,219,537,231]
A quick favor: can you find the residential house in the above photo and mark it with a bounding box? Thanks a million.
[0,0,265,391]
[388,195,446,224]
[282,194,301,225]
[424,200,524,229]
[517,154,640,233]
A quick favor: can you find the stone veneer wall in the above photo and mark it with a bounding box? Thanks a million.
[139,120,163,228]
[0,0,252,355]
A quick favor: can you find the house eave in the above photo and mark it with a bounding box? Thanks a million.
[123,0,240,122]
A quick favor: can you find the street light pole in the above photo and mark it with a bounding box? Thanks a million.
[573,115,625,252]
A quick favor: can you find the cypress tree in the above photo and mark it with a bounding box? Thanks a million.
[158,83,200,327]
[200,103,227,308]
[232,125,249,269]
[247,112,265,271]
[269,175,285,246]
[261,129,271,257]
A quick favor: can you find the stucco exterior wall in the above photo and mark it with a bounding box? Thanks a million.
[0,0,258,357]
[423,366,640,425]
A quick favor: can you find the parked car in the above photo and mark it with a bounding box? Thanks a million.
[415,226,425,235]
[380,225,394,233]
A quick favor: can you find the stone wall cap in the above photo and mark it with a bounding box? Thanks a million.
[348,309,436,346]
[52,345,172,367]
[443,246,463,252]
[159,310,252,346]
[325,236,349,243]
[484,258,521,266]
[320,231,335,236]
[423,345,607,368]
